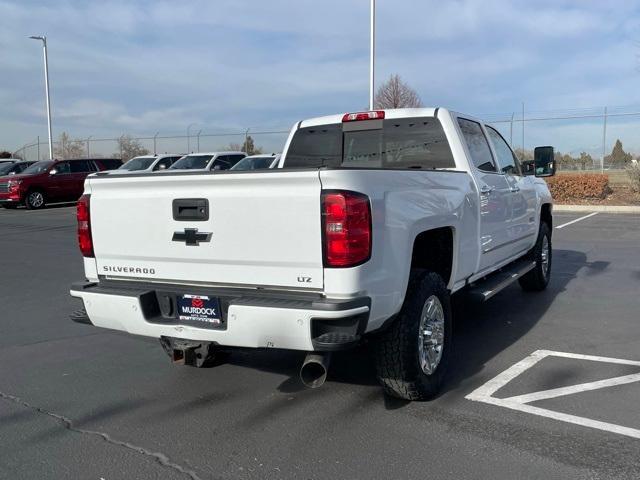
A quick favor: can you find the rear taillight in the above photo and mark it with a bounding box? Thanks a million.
[322,191,371,267]
[342,111,385,122]
[77,194,93,257]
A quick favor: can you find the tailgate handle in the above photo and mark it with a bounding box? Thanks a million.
[173,199,209,221]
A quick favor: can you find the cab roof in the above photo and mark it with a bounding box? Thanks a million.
[299,108,439,128]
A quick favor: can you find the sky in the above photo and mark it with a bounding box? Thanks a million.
[1,0,640,157]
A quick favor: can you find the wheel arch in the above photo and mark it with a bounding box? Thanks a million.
[410,226,455,289]
[25,185,45,195]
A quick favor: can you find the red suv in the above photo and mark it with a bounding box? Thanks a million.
[0,158,122,209]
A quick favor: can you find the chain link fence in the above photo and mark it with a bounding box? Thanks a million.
[12,128,291,162]
[485,105,640,174]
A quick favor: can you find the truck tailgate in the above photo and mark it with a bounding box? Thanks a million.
[87,170,324,290]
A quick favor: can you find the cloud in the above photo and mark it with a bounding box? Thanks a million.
[1,0,640,155]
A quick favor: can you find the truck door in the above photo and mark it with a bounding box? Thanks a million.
[457,118,512,272]
[485,126,538,257]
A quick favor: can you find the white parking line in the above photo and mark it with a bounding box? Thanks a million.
[507,373,640,404]
[555,212,598,229]
[466,350,640,440]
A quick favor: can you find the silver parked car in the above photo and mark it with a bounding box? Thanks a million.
[113,154,184,174]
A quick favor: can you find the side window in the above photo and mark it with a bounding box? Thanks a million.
[98,159,120,170]
[457,118,496,172]
[70,160,94,173]
[486,127,519,175]
[229,154,246,166]
[154,158,172,171]
[212,155,230,170]
[56,162,71,174]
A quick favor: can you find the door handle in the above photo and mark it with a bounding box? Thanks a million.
[480,185,494,195]
[510,186,520,193]
[172,198,209,221]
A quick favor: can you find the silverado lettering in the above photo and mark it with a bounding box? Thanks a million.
[103,266,156,275]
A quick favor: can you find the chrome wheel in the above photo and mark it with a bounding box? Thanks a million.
[28,191,44,208]
[541,236,550,280]
[418,295,445,375]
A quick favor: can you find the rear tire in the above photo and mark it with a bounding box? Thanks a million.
[519,222,552,291]
[374,271,452,401]
[25,190,45,210]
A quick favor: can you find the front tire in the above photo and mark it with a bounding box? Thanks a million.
[374,271,452,401]
[25,190,45,210]
[519,222,552,291]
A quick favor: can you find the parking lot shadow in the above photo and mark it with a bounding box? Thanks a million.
[444,248,590,394]
[224,344,379,394]
[224,249,590,405]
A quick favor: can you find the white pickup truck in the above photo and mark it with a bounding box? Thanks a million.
[70,108,555,400]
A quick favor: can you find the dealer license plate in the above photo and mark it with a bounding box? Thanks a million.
[177,294,222,328]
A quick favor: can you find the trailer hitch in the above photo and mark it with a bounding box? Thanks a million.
[159,336,221,368]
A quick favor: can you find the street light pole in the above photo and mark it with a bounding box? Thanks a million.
[187,123,195,153]
[197,130,202,153]
[369,0,376,111]
[29,35,53,160]
[602,106,607,174]
[509,112,514,147]
[521,102,525,157]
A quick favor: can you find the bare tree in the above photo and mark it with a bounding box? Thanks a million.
[53,132,85,159]
[241,136,263,156]
[115,135,149,162]
[223,137,263,155]
[374,74,423,109]
[226,143,243,151]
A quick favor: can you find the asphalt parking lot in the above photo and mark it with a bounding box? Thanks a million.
[1,206,639,480]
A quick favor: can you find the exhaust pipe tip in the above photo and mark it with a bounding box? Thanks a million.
[300,353,331,388]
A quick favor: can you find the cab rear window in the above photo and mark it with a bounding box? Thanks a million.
[285,117,455,170]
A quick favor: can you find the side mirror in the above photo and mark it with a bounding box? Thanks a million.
[157,163,167,170]
[49,169,57,175]
[534,146,555,177]
[8,171,16,175]
[521,160,535,176]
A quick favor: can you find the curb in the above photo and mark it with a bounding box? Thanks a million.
[555,204,640,213]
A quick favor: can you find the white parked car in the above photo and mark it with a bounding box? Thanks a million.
[70,108,555,400]
[113,154,183,174]
[229,154,280,171]
[169,152,246,171]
